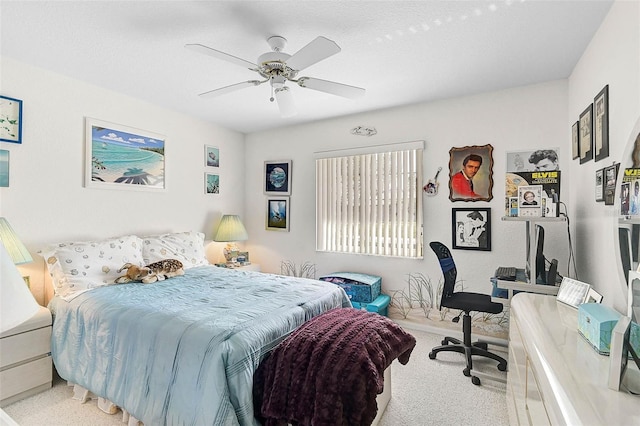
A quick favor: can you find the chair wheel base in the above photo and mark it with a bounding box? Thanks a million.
[428,351,436,360]
[471,376,481,385]
[463,367,471,377]
[498,362,507,372]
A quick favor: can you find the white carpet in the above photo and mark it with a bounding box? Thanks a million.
[4,328,509,426]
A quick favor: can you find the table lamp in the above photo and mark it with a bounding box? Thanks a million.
[0,218,39,334]
[213,215,248,264]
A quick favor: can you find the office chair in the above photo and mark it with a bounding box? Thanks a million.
[428,241,507,385]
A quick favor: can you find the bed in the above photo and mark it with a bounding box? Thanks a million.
[42,231,352,425]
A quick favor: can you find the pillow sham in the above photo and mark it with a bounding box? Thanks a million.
[41,234,144,301]
[141,231,208,269]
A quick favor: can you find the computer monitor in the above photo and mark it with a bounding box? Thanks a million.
[535,224,546,283]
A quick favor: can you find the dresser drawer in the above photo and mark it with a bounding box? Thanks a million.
[0,355,52,402]
[0,326,51,369]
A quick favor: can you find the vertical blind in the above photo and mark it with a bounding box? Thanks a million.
[316,146,423,258]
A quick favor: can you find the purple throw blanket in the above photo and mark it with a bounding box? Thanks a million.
[254,308,416,426]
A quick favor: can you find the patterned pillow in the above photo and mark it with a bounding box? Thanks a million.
[41,235,144,301]
[141,231,208,269]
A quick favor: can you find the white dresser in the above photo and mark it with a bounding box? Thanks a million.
[507,293,640,425]
[0,306,52,406]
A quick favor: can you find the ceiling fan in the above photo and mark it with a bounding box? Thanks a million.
[185,36,365,117]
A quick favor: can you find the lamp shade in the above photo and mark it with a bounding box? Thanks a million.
[213,215,248,242]
[0,243,39,333]
[0,217,33,265]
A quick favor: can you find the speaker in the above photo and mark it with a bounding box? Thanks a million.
[546,259,558,285]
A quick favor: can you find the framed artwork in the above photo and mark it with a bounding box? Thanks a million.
[266,197,290,231]
[264,160,292,195]
[451,207,491,251]
[604,163,619,206]
[595,168,604,202]
[594,85,609,162]
[579,104,593,164]
[517,185,543,217]
[621,182,630,215]
[0,149,8,187]
[205,173,219,194]
[205,145,219,167]
[0,95,22,144]
[556,276,591,309]
[84,118,166,191]
[448,144,493,202]
[506,148,559,172]
[572,121,580,160]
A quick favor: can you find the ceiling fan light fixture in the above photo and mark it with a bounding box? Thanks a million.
[275,86,296,117]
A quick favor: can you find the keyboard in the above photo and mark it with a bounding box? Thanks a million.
[495,266,517,281]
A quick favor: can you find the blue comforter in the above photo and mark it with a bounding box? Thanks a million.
[49,265,351,425]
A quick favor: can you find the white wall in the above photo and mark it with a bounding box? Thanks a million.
[245,0,640,310]
[0,57,246,304]
[245,80,571,295]
[568,0,640,313]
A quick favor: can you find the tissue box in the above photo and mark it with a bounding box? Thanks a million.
[319,272,381,303]
[351,294,391,316]
[578,303,622,355]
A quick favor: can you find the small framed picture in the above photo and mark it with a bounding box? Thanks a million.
[205,145,219,167]
[517,185,543,217]
[266,197,290,231]
[0,149,8,187]
[604,163,619,206]
[451,207,491,251]
[237,251,249,264]
[579,104,593,164]
[205,173,219,194]
[572,121,579,160]
[264,160,292,195]
[556,276,591,308]
[0,95,23,144]
[595,168,604,202]
[621,182,631,215]
[594,85,609,162]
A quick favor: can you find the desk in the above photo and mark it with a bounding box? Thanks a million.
[491,268,559,305]
[507,293,640,425]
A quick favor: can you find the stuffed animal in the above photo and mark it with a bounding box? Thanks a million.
[114,259,184,284]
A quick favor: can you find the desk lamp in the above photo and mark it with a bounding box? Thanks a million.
[213,215,248,264]
[0,218,39,334]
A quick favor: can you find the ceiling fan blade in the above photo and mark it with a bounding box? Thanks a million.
[185,43,257,70]
[286,36,341,71]
[274,87,296,117]
[296,77,365,99]
[198,80,263,98]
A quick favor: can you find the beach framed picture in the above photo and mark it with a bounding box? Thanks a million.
[266,197,290,231]
[0,95,23,144]
[264,160,292,195]
[84,118,166,191]
[205,173,219,194]
[205,145,219,167]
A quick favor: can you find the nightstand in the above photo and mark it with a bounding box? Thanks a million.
[0,306,52,407]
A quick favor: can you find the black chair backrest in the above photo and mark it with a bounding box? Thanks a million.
[430,241,457,301]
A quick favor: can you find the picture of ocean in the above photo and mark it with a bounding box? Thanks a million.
[90,124,165,188]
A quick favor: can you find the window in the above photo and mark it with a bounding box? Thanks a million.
[315,141,424,258]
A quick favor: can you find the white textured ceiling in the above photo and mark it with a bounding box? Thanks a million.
[1,1,613,134]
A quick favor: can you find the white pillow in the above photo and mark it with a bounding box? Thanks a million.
[41,235,144,301]
[141,231,208,269]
